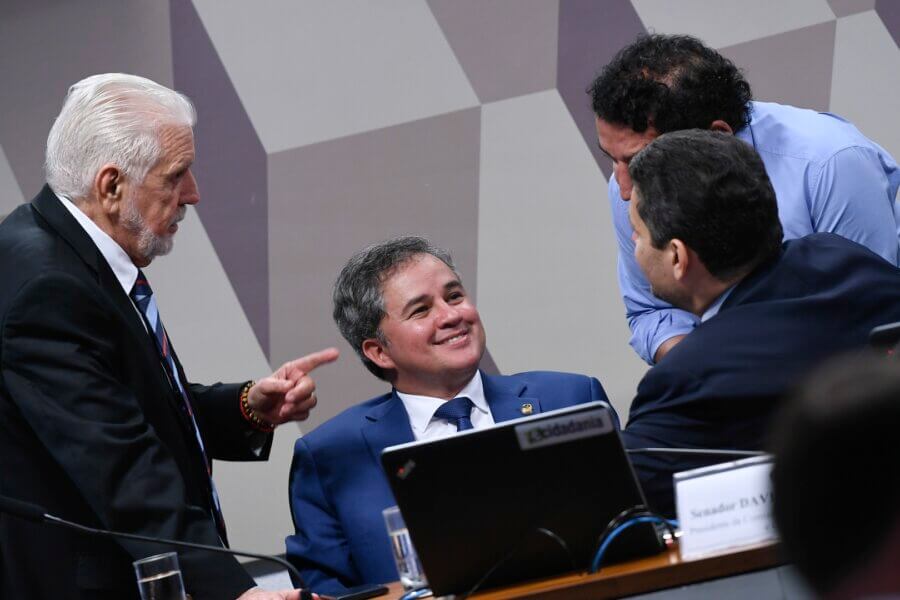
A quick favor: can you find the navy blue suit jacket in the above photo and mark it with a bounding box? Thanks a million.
[622,234,900,516]
[285,370,609,594]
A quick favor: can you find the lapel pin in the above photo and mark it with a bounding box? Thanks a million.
[520,403,533,415]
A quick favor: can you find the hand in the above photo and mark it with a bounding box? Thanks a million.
[247,347,339,425]
[653,334,687,363]
[236,587,320,600]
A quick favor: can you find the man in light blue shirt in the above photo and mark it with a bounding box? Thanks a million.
[588,34,900,365]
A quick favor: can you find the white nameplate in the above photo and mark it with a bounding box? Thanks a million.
[675,455,777,560]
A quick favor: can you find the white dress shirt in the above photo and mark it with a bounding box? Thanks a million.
[397,371,495,441]
[57,193,139,295]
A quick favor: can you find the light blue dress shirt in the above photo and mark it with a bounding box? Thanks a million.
[700,285,736,323]
[611,101,900,364]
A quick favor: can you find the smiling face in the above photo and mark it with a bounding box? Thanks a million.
[595,118,659,201]
[117,125,199,266]
[362,253,486,399]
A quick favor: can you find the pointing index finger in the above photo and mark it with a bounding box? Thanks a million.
[291,347,340,374]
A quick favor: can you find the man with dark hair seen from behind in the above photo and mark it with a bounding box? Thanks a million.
[589,34,900,365]
[286,236,612,594]
[0,73,338,599]
[771,355,900,599]
[620,130,900,516]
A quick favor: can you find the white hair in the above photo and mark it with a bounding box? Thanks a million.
[45,73,196,199]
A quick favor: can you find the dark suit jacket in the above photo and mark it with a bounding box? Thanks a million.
[0,186,271,599]
[622,233,900,516]
[285,370,610,594]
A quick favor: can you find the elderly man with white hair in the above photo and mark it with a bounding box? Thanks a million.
[0,73,337,600]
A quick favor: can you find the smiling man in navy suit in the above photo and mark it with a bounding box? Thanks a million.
[285,236,611,594]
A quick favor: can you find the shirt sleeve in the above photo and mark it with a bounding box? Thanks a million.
[808,145,900,266]
[609,176,700,364]
[187,381,273,460]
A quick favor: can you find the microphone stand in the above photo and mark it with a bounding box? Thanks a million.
[43,512,305,584]
[0,494,311,599]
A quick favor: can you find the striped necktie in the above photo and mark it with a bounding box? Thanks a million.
[130,270,229,544]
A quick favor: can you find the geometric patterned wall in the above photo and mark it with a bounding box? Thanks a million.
[0,0,896,555]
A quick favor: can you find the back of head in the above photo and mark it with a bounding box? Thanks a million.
[771,355,900,595]
[333,236,457,380]
[628,129,783,280]
[45,73,196,200]
[588,34,752,134]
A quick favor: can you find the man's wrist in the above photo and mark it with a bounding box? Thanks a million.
[239,381,274,432]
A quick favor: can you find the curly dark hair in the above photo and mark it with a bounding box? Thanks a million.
[588,34,752,133]
[629,130,783,281]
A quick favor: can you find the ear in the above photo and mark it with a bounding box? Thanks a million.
[94,164,125,215]
[362,337,395,372]
[709,119,733,135]
[670,239,691,281]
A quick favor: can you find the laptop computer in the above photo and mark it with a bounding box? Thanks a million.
[381,401,664,596]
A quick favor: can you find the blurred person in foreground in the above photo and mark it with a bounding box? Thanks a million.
[772,355,900,599]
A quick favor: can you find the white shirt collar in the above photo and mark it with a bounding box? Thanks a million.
[397,371,488,438]
[56,192,139,295]
[701,284,738,322]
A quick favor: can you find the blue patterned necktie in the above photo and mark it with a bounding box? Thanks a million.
[434,396,475,431]
[130,270,229,544]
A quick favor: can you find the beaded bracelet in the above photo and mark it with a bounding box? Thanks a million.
[239,380,275,432]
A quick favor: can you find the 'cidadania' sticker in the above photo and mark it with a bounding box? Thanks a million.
[515,409,613,450]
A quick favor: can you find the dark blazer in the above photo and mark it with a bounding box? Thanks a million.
[622,234,900,517]
[0,186,271,599]
[285,370,610,594]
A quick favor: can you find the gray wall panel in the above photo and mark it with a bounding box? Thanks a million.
[1,0,892,572]
[0,0,172,196]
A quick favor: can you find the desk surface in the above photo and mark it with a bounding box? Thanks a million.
[386,542,783,599]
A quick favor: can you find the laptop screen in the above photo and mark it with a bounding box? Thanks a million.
[381,402,663,596]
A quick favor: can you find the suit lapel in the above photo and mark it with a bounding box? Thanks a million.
[32,187,194,431]
[361,391,416,465]
[32,186,102,275]
[33,188,152,349]
[100,267,199,438]
[483,373,542,423]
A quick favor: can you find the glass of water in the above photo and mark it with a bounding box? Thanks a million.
[133,552,187,600]
[383,506,427,590]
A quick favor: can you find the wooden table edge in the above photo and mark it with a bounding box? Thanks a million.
[384,541,784,599]
[473,541,784,599]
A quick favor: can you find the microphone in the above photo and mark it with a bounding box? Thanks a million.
[627,447,768,458]
[0,494,312,599]
[0,494,46,521]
